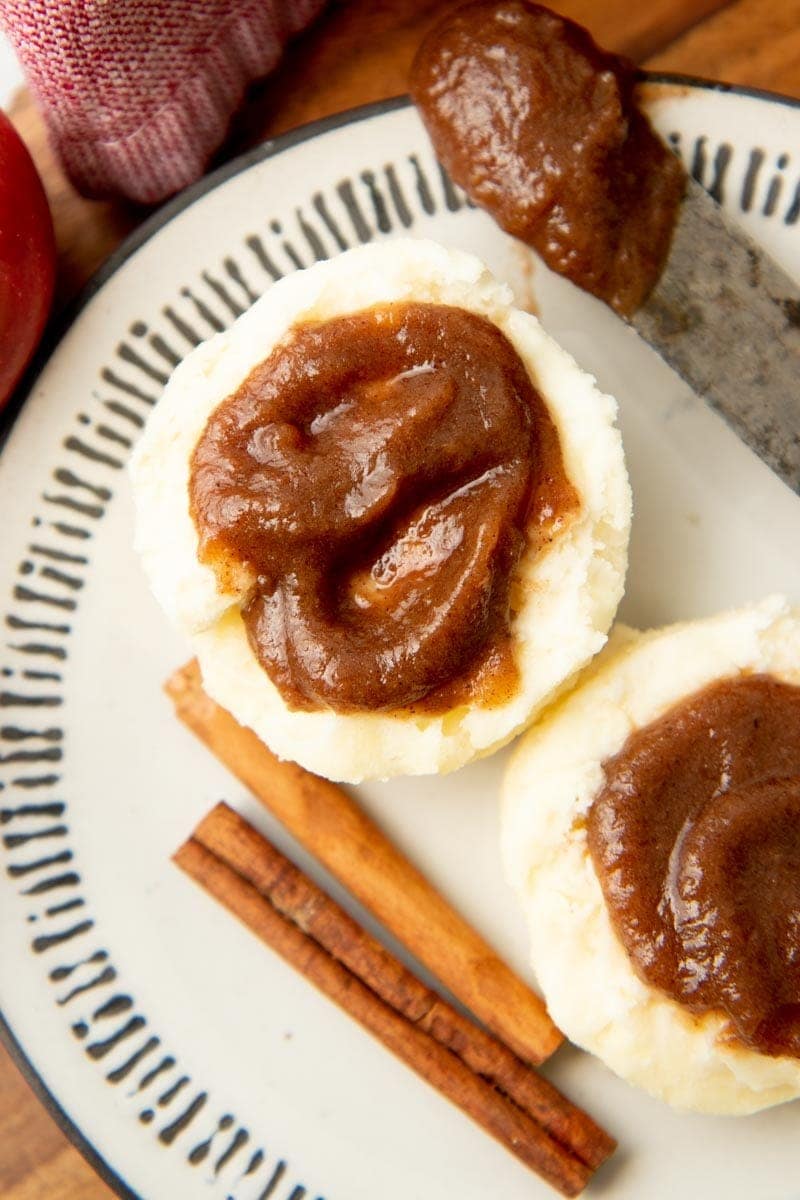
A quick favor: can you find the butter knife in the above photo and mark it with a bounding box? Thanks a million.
[632,175,800,492]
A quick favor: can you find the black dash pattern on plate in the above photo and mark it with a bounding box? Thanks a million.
[673,132,800,226]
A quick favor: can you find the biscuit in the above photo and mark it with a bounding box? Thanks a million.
[132,239,630,781]
[502,597,800,1113]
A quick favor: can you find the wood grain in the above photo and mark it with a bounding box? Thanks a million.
[2,0,796,1195]
[0,1042,114,1199]
[647,0,800,98]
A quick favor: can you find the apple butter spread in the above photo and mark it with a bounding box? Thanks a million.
[588,674,800,1058]
[410,1,686,315]
[189,302,576,713]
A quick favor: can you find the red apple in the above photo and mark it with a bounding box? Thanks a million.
[0,110,56,408]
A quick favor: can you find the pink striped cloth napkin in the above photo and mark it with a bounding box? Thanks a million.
[0,0,327,204]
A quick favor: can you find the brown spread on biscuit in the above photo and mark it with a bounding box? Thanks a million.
[588,674,800,1058]
[189,301,575,713]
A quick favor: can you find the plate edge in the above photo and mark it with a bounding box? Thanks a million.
[0,1008,141,1200]
[3,71,800,1200]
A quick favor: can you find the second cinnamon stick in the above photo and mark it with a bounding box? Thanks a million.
[193,802,614,1172]
[175,803,615,1195]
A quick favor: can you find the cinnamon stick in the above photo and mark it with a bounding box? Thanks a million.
[175,803,615,1196]
[166,659,563,1065]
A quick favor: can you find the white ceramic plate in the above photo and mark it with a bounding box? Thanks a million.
[2,82,800,1200]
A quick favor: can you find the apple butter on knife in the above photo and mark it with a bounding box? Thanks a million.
[411,0,686,315]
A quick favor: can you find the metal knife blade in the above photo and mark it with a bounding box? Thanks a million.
[631,175,800,493]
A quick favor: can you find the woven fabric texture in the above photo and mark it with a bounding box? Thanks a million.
[0,0,326,203]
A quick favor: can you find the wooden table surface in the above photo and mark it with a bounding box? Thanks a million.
[2,0,800,1195]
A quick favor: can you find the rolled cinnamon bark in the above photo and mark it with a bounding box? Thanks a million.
[175,803,616,1196]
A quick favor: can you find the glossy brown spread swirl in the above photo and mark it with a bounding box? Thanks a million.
[410,1,686,315]
[189,302,575,713]
[588,674,800,1058]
